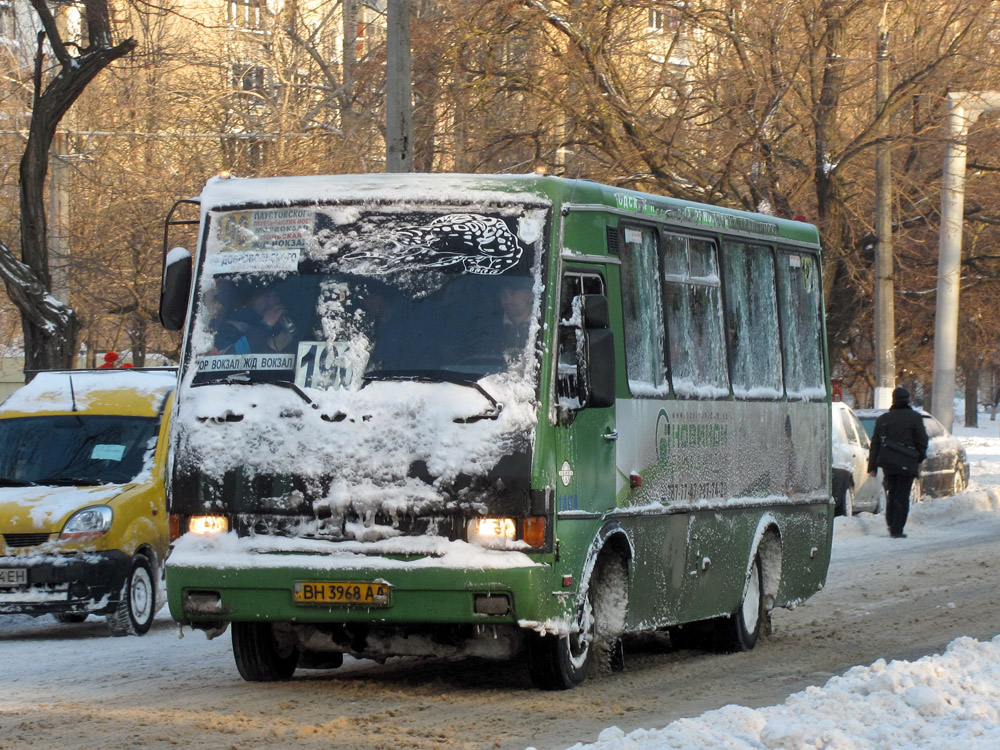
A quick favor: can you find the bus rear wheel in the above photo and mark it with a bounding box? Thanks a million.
[715,553,764,652]
[232,622,299,681]
[527,552,627,690]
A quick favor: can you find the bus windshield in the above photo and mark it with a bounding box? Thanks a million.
[189,207,544,389]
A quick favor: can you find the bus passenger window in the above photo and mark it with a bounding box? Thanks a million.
[662,235,728,398]
[620,226,667,395]
[777,250,824,400]
[722,242,783,398]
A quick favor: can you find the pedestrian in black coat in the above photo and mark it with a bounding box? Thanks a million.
[867,386,929,538]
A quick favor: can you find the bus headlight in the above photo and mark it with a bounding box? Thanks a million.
[468,517,516,548]
[61,506,113,540]
[188,515,229,535]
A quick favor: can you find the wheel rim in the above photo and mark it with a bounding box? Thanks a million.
[130,566,153,624]
[845,486,855,516]
[740,560,761,633]
[953,470,965,494]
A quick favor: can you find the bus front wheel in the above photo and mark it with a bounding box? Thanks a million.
[527,552,627,690]
[232,622,299,681]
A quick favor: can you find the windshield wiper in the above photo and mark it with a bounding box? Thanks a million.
[0,477,36,487]
[363,369,504,421]
[193,372,318,409]
[35,476,104,487]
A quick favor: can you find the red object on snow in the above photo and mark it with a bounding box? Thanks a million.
[99,352,120,368]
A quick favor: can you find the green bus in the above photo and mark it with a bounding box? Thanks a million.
[158,173,832,689]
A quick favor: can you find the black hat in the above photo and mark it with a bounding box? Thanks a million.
[892,386,910,405]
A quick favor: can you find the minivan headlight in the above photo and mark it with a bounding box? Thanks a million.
[61,505,113,540]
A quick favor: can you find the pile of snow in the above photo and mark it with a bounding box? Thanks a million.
[547,411,1000,750]
[556,635,1000,750]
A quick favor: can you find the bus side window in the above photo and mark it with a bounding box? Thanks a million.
[722,241,783,398]
[662,234,729,398]
[776,250,825,400]
[620,225,667,395]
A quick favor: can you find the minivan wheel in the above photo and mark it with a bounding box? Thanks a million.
[107,553,156,637]
[54,612,88,624]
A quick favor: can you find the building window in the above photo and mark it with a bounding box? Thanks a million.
[229,0,265,30]
[233,64,267,95]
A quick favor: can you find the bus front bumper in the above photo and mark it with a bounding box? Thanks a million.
[165,535,560,628]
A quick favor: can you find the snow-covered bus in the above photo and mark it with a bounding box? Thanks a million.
[158,173,832,689]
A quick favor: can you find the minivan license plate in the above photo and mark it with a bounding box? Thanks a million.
[0,568,27,586]
[293,581,390,606]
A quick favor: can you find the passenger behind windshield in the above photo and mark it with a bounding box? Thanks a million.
[500,276,535,355]
[215,279,300,355]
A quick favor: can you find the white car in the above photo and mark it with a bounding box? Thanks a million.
[831,401,885,516]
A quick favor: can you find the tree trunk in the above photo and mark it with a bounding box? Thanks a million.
[964,363,980,428]
[1,2,136,378]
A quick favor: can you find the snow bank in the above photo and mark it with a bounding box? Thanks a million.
[552,635,1000,750]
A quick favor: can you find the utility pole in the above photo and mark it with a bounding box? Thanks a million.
[872,11,894,409]
[385,0,413,173]
[932,91,1000,431]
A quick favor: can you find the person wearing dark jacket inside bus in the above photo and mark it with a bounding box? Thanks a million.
[867,386,929,539]
[217,283,297,355]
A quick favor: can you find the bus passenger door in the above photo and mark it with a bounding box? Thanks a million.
[554,272,618,535]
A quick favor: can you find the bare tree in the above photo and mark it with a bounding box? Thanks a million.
[0,0,135,376]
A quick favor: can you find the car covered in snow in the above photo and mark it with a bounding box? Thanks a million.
[0,368,176,635]
[831,401,884,516]
[855,407,969,499]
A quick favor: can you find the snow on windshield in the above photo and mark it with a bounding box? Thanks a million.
[174,202,548,528]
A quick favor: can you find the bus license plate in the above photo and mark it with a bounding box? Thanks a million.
[293,581,390,607]
[0,568,28,586]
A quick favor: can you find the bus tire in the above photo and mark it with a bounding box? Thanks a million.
[527,552,627,690]
[232,622,299,682]
[107,553,156,637]
[715,553,764,653]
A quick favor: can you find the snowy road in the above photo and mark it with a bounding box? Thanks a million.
[2,428,1000,750]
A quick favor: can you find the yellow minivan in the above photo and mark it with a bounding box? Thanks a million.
[0,368,176,635]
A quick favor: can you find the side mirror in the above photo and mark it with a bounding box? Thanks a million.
[585,327,615,408]
[159,247,192,331]
[581,295,614,408]
[557,294,615,421]
[580,294,609,329]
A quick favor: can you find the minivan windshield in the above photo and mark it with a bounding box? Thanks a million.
[188,207,545,389]
[0,416,159,485]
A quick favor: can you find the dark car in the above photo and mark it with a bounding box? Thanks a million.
[855,408,970,500]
